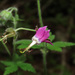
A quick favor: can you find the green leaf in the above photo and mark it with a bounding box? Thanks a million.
[17,43,43,49]
[47,44,62,52]
[17,62,36,73]
[17,44,27,49]
[53,41,75,47]
[47,41,75,52]
[49,32,55,41]
[15,39,31,49]
[0,61,15,66]
[16,40,75,52]
[4,65,18,75]
[15,39,32,45]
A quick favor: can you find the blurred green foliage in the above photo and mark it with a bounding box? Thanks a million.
[0,53,36,75]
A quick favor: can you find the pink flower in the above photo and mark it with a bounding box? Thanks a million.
[32,26,53,45]
[20,26,53,53]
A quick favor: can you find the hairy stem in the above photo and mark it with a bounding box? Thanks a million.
[43,43,47,75]
[13,18,17,53]
[37,0,43,27]
[43,52,47,75]
[37,0,47,75]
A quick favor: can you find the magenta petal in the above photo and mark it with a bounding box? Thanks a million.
[38,26,47,31]
[39,30,50,42]
[32,26,53,45]
[44,40,53,45]
[35,26,47,39]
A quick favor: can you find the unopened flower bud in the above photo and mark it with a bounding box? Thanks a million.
[5,28,16,38]
[0,10,12,21]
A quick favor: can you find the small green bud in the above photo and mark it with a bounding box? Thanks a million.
[5,28,15,33]
[5,28,16,38]
[0,10,12,21]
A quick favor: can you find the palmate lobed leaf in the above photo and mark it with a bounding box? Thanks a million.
[16,40,75,52]
[17,43,43,49]
[47,41,75,52]
[17,62,36,73]
[1,60,36,75]
[4,65,18,75]
[47,44,62,52]
[15,39,32,45]
[17,44,28,49]
[0,61,15,66]
[53,41,75,47]
[0,61,18,75]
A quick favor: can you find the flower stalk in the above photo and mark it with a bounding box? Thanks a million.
[12,9,18,53]
[15,28,35,32]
